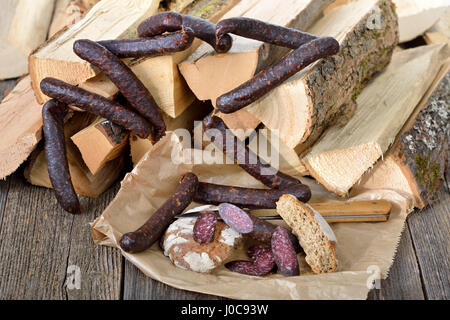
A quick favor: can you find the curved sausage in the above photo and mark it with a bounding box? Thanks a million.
[73,39,166,142]
[137,12,232,53]
[216,37,340,113]
[194,182,311,208]
[42,99,80,214]
[120,172,199,253]
[97,28,195,58]
[216,17,317,50]
[203,115,307,189]
[40,77,152,139]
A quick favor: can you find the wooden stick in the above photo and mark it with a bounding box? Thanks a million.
[303,44,449,197]
[29,0,161,104]
[178,0,333,132]
[0,0,55,79]
[181,200,392,223]
[353,62,449,209]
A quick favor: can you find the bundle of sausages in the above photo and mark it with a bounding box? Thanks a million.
[119,116,315,277]
[40,12,338,218]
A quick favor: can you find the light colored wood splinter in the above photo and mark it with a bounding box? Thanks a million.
[0,76,43,179]
[29,0,161,104]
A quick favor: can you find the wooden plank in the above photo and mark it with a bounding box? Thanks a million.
[122,260,224,300]
[407,179,450,300]
[367,224,424,300]
[0,172,122,299]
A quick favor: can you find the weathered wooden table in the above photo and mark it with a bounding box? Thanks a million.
[0,79,448,300]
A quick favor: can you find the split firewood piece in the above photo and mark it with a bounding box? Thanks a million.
[393,0,449,43]
[353,63,449,209]
[303,44,449,197]
[29,0,161,104]
[0,76,43,179]
[243,0,399,152]
[71,118,129,175]
[130,99,212,165]
[78,0,240,118]
[178,0,334,130]
[424,7,450,45]
[0,0,55,79]
[48,0,101,37]
[24,112,125,197]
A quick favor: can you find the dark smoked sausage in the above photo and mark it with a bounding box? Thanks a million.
[97,28,195,58]
[202,115,309,190]
[216,37,340,113]
[120,172,199,253]
[194,182,311,208]
[137,11,232,53]
[40,77,152,139]
[216,17,317,50]
[73,39,166,142]
[42,99,80,214]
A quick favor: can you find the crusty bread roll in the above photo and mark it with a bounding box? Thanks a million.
[162,217,242,273]
[276,194,337,274]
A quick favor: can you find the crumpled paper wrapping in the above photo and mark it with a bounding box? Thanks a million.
[91,133,414,300]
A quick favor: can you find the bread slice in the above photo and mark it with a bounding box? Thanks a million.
[276,194,337,274]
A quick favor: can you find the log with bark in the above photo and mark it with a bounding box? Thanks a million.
[353,63,449,208]
[0,0,55,80]
[303,44,449,197]
[0,77,43,179]
[178,0,334,132]
[29,0,161,104]
[72,0,240,173]
[242,0,399,152]
[24,111,125,197]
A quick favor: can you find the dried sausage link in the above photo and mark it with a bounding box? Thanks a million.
[97,28,194,58]
[40,77,152,139]
[194,182,311,208]
[137,11,232,53]
[120,172,199,253]
[203,115,308,190]
[216,17,317,50]
[42,99,80,214]
[216,37,340,113]
[73,39,166,142]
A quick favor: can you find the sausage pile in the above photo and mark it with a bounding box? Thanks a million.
[41,12,339,277]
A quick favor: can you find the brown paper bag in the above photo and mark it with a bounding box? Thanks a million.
[91,132,414,300]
